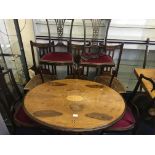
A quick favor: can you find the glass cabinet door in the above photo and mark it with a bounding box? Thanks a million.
[0,19,26,84]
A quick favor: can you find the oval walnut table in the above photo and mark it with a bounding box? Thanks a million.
[24,79,126,132]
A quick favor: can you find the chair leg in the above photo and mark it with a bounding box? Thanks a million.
[54,65,57,75]
[52,65,54,75]
[86,67,89,76]
[100,66,103,75]
[67,65,69,75]
[38,66,44,83]
[95,67,99,76]
[70,65,73,75]
[132,116,142,135]
[82,66,84,75]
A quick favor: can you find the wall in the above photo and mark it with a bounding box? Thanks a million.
[18,19,35,68]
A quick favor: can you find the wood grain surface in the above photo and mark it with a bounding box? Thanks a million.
[24,79,125,132]
[134,68,155,99]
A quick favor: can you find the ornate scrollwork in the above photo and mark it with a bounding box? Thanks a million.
[91,19,102,44]
[55,19,66,42]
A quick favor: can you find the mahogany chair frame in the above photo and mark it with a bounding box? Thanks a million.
[80,19,111,76]
[30,41,57,75]
[105,43,124,86]
[94,43,125,93]
[45,19,74,75]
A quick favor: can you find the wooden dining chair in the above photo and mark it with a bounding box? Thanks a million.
[24,41,57,92]
[103,97,136,134]
[80,19,111,76]
[0,69,40,134]
[102,92,155,134]
[40,19,74,75]
[94,43,125,93]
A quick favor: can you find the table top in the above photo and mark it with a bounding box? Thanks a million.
[24,79,125,132]
[134,68,155,99]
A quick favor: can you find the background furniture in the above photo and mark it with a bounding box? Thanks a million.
[41,19,74,75]
[133,68,155,117]
[0,69,40,134]
[94,43,125,93]
[134,68,155,99]
[25,41,58,92]
[81,19,111,76]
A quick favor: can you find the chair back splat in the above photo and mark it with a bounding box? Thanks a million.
[46,19,74,47]
[84,19,111,50]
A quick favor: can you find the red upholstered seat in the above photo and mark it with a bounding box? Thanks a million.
[41,52,72,62]
[14,105,39,127]
[81,53,113,64]
[108,107,135,131]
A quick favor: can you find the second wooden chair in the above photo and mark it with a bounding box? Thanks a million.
[94,43,125,93]
[24,41,57,92]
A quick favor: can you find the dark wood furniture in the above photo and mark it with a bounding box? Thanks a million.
[80,19,111,76]
[133,68,155,117]
[25,41,57,92]
[24,79,125,132]
[134,68,155,99]
[0,69,39,134]
[94,43,125,93]
[30,41,56,75]
[39,19,74,75]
